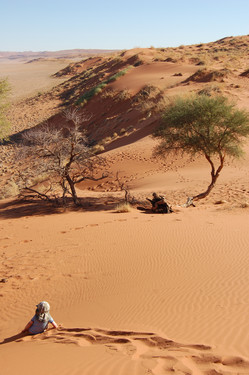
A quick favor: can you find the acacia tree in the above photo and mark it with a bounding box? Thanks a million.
[15,109,107,205]
[153,95,249,202]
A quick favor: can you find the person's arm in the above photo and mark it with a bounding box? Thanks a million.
[51,321,58,329]
[22,320,33,333]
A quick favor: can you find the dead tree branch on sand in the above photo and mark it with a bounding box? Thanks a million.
[115,172,136,204]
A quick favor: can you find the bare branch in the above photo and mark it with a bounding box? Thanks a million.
[116,172,132,203]
[14,110,107,206]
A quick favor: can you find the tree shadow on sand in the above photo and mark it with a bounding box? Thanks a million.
[0,196,124,219]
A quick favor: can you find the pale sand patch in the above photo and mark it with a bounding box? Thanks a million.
[0,60,69,101]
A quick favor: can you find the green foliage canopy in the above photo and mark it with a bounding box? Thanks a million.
[154,95,249,159]
[153,95,249,200]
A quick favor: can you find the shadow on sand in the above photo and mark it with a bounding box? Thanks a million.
[0,332,27,345]
[0,196,125,219]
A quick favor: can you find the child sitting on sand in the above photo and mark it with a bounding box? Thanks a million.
[22,301,58,335]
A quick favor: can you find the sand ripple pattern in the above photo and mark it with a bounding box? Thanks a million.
[8,327,249,375]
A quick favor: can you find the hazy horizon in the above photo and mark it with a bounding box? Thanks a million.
[1,0,249,52]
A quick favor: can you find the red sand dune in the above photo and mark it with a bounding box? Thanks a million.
[1,38,249,375]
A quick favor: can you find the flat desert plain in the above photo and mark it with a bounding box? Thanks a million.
[0,51,249,375]
[0,59,69,100]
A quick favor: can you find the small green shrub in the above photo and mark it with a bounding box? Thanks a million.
[76,83,107,105]
[105,67,132,83]
[76,67,132,106]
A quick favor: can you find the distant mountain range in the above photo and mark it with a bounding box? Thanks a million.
[0,49,118,61]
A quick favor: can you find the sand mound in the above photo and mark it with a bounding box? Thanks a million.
[53,56,106,77]
[184,68,232,83]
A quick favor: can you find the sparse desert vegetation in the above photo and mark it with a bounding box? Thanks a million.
[1,35,249,204]
[0,79,10,141]
[13,109,108,206]
[114,202,132,212]
[76,67,132,106]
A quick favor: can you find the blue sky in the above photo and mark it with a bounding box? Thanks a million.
[1,0,249,51]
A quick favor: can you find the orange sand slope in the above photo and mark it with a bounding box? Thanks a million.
[0,204,249,374]
[109,62,197,93]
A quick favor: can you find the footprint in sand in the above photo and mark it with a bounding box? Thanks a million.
[20,239,32,244]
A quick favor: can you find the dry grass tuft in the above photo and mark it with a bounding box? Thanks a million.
[101,88,132,102]
[185,68,231,83]
[116,89,133,101]
[115,202,132,213]
[0,180,20,199]
[198,85,222,96]
[92,144,105,154]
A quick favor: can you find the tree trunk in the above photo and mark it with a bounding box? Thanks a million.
[192,153,224,201]
[66,174,80,205]
[61,179,67,206]
[193,173,219,201]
